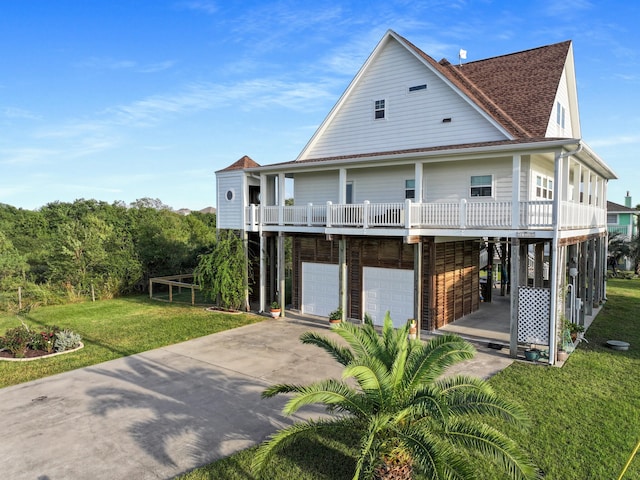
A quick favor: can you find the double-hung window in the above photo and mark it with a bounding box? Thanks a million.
[405,179,415,199]
[470,175,492,197]
[374,99,385,120]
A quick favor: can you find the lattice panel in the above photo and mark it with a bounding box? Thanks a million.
[517,287,550,345]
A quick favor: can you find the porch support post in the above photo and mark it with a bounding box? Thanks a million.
[579,241,588,325]
[242,231,250,311]
[278,232,286,317]
[509,238,521,358]
[259,233,266,313]
[414,239,423,339]
[586,238,595,315]
[511,154,521,228]
[593,235,602,306]
[338,236,347,322]
[414,162,423,203]
[339,168,347,204]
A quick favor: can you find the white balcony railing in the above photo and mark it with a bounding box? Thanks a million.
[245,199,606,232]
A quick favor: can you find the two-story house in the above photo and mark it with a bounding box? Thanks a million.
[215,30,617,364]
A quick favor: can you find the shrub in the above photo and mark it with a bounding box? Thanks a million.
[30,325,60,353]
[54,329,81,352]
[0,325,33,358]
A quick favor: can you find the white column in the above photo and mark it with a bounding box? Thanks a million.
[414,162,424,203]
[339,168,347,204]
[259,234,266,313]
[511,154,521,228]
[278,232,285,317]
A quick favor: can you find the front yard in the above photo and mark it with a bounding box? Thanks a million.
[0,280,638,479]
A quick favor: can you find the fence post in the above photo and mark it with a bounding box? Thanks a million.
[18,286,22,310]
[363,201,370,228]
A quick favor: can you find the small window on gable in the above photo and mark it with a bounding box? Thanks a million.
[470,175,492,197]
[556,101,566,128]
[405,179,415,199]
[374,99,385,120]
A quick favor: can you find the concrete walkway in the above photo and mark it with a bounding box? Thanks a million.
[0,315,513,480]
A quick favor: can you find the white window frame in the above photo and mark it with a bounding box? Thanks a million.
[535,174,553,200]
[470,175,493,198]
[374,99,386,120]
[405,179,415,199]
[556,101,566,129]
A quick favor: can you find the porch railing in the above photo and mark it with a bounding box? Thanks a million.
[245,199,606,232]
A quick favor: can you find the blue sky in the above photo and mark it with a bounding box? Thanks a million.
[1,0,639,210]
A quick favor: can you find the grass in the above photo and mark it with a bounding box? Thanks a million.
[177,277,640,480]
[0,296,262,388]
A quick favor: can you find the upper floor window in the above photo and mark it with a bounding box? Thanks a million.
[470,175,492,197]
[346,182,354,204]
[405,179,415,199]
[556,101,566,129]
[536,175,553,200]
[607,213,618,224]
[374,99,385,119]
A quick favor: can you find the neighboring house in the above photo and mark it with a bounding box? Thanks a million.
[607,192,639,271]
[215,30,617,364]
[607,193,639,240]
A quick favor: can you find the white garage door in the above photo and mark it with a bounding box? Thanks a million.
[363,267,414,328]
[301,262,339,317]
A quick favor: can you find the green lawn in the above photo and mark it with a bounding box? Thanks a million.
[0,296,262,388]
[178,278,640,480]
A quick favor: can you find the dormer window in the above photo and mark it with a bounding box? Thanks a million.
[374,99,385,120]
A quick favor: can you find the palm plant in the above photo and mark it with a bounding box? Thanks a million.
[252,314,538,480]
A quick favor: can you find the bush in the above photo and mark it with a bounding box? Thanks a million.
[30,325,60,353]
[54,329,81,352]
[0,325,33,358]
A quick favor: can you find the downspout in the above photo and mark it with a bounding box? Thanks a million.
[549,142,583,364]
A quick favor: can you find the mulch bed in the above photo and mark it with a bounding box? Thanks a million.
[0,349,53,359]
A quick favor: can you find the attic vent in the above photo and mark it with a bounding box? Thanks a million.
[409,84,427,92]
[442,118,452,123]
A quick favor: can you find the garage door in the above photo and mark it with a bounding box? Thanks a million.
[363,267,414,328]
[301,262,339,317]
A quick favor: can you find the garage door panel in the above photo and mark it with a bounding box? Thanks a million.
[302,263,339,317]
[363,267,414,328]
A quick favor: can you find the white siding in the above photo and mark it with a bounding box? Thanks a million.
[545,68,573,138]
[348,166,414,203]
[294,171,340,205]
[302,38,508,160]
[216,171,245,230]
[424,158,514,202]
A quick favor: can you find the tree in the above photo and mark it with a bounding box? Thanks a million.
[194,229,248,310]
[252,315,538,480]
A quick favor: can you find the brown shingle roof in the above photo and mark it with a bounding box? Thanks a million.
[397,33,571,139]
[607,201,640,213]
[218,155,261,172]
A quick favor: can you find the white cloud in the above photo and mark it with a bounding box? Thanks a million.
[79,57,175,73]
[1,107,41,120]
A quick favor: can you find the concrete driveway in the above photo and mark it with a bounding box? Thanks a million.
[0,315,513,480]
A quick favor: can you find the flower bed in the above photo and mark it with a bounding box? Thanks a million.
[0,323,82,360]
